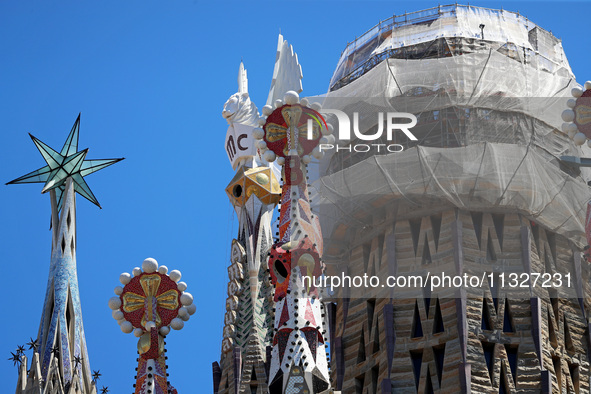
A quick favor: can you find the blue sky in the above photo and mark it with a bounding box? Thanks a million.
[1,1,589,392]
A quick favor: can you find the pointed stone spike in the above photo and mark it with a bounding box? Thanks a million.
[238,61,248,94]
[17,354,27,391]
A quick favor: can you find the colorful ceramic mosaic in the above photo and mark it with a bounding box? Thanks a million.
[254,91,333,392]
[110,258,194,394]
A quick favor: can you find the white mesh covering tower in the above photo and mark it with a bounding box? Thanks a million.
[313,5,591,393]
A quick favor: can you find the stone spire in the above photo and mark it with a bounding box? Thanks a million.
[253,91,334,393]
[215,61,281,394]
[8,114,123,394]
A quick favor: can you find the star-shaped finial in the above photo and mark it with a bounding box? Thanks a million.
[16,345,25,356]
[8,352,21,367]
[92,370,101,382]
[6,114,124,210]
[73,355,83,368]
[51,345,60,357]
[100,386,109,393]
[27,338,39,352]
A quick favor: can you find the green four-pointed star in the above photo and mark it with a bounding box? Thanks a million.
[7,114,124,209]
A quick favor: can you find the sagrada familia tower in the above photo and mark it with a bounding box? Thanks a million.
[8,115,123,394]
[213,4,591,394]
[9,4,591,394]
[214,38,334,393]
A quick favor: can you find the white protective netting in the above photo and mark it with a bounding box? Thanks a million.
[315,143,589,248]
[308,4,591,250]
[330,4,571,90]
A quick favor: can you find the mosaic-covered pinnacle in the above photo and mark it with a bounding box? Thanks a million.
[110,258,195,337]
[6,113,124,209]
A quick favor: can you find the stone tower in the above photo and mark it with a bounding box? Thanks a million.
[214,61,280,394]
[9,115,123,394]
[315,5,591,393]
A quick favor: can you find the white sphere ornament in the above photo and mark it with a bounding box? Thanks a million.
[170,318,184,330]
[284,91,299,105]
[252,128,265,140]
[585,81,591,90]
[574,132,587,146]
[142,258,158,273]
[572,87,584,98]
[568,122,579,132]
[177,281,187,292]
[180,292,194,306]
[312,148,324,160]
[276,157,285,166]
[108,297,122,310]
[562,109,575,122]
[274,99,283,108]
[263,150,276,162]
[134,328,144,337]
[569,127,579,139]
[300,98,309,107]
[181,313,190,322]
[114,286,123,296]
[112,310,124,320]
[262,105,273,116]
[186,303,197,315]
[310,102,322,111]
[132,267,142,277]
[326,134,336,145]
[302,155,312,164]
[257,140,268,150]
[257,117,266,126]
[119,273,131,285]
[169,270,182,283]
[320,136,329,145]
[567,98,577,109]
[159,326,170,336]
[587,140,591,148]
[145,321,156,330]
[120,321,134,334]
[178,307,188,318]
[158,265,168,275]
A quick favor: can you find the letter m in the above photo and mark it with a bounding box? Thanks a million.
[226,135,236,161]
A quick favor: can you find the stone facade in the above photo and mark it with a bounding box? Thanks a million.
[328,210,590,393]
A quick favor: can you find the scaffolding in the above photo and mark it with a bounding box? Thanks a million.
[330,4,570,91]
[312,4,590,255]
